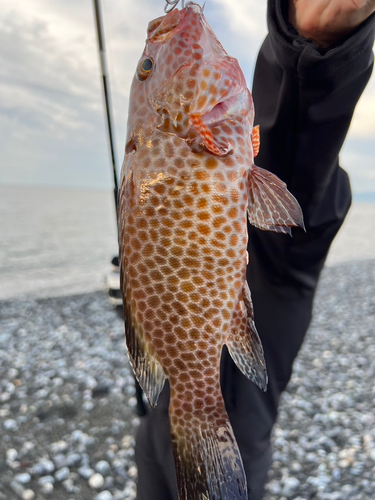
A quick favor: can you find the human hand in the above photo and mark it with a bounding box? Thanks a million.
[288,0,375,48]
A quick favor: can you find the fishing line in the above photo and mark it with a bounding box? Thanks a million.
[164,1,206,14]
[165,0,183,13]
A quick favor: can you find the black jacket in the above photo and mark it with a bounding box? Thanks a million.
[249,0,375,298]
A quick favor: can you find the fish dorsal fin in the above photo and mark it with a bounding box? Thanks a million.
[119,264,166,409]
[252,124,260,157]
[226,281,267,391]
[247,165,305,234]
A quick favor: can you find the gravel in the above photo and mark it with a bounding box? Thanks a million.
[264,259,375,500]
[0,259,374,499]
[0,289,138,500]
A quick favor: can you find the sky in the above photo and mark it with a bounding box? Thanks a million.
[1,0,374,196]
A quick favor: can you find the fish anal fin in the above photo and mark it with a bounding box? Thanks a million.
[226,281,268,392]
[252,124,260,157]
[248,164,305,234]
[120,274,166,409]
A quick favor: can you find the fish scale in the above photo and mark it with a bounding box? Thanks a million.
[122,139,250,499]
[119,3,304,499]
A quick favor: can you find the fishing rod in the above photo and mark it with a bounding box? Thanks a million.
[93,0,119,216]
[93,1,147,416]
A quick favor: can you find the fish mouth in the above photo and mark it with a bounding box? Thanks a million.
[147,9,182,43]
[189,97,239,156]
[201,99,232,126]
[188,91,250,156]
[200,94,242,127]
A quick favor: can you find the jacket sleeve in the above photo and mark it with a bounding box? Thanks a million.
[248,0,375,297]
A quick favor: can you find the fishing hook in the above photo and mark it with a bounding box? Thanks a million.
[164,0,185,13]
[164,0,180,13]
[164,0,204,14]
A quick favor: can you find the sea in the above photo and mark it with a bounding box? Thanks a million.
[0,185,118,301]
[0,185,374,301]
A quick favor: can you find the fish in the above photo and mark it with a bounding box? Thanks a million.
[118,3,304,499]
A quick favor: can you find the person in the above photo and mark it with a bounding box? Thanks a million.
[134,1,375,499]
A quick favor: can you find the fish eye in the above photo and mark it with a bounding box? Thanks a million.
[142,58,153,72]
[137,57,154,81]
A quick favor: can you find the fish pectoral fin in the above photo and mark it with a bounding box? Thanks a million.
[252,124,260,157]
[248,164,305,235]
[190,113,232,156]
[226,281,268,391]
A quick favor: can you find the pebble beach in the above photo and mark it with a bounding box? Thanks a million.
[1,260,374,500]
[264,259,375,500]
[1,189,374,500]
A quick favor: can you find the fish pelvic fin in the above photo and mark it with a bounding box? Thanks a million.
[226,281,268,392]
[247,165,305,235]
[170,398,247,500]
[123,307,167,408]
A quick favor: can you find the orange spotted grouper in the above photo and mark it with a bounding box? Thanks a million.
[118,3,304,499]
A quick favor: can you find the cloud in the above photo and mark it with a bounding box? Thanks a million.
[0,4,101,140]
[348,73,375,139]
[0,0,112,186]
[213,0,267,42]
[202,0,266,84]
[0,0,374,194]
[340,142,375,193]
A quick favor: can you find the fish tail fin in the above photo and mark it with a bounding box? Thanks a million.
[169,396,247,500]
[248,164,305,234]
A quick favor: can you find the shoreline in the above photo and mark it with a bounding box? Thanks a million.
[0,256,373,303]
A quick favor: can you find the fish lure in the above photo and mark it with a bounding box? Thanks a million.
[118,3,304,499]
